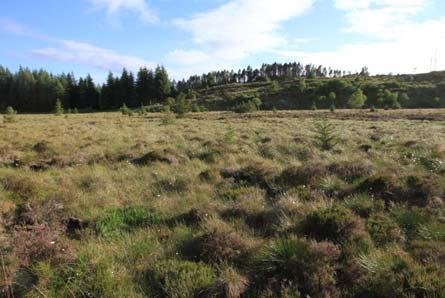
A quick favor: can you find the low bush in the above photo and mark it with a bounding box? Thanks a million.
[147,259,216,298]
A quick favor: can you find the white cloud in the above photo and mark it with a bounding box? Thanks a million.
[275,0,445,74]
[31,40,155,72]
[86,0,159,25]
[170,0,313,68]
[335,0,429,38]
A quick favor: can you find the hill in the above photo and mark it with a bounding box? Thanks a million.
[192,71,445,111]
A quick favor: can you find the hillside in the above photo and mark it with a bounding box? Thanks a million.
[192,71,445,111]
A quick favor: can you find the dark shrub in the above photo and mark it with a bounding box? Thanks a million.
[196,230,248,264]
[358,173,443,206]
[179,208,211,226]
[220,163,279,196]
[366,213,402,246]
[278,163,328,187]
[404,174,443,206]
[220,163,277,189]
[299,205,372,255]
[132,150,180,165]
[199,169,221,182]
[357,174,402,202]
[259,238,340,297]
[328,161,374,182]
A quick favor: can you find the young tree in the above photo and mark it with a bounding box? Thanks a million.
[3,106,17,122]
[398,92,410,107]
[314,120,338,151]
[348,89,367,108]
[54,98,64,115]
[173,92,191,117]
[328,92,337,105]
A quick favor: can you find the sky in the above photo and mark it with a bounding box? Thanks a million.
[1,0,445,82]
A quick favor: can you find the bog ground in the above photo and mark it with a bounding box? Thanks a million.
[1,110,445,297]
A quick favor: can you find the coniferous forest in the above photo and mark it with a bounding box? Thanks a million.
[1,63,445,113]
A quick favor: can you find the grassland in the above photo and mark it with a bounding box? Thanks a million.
[1,109,445,297]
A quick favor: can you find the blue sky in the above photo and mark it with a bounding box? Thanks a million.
[1,0,444,82]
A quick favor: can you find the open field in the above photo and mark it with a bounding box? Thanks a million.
[1,109,445,297]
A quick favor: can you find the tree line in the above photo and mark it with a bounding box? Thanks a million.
[0,65,172,112]
[1,62,444,113]
[176,63,362,91]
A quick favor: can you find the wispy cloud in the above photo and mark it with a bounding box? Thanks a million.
[169,0,314,70]
[0,17,51,40]
[31,40,155,72]
[1,18,154,73]
[86,0,159,26]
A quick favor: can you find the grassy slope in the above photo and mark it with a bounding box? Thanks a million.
[0,110,445,297]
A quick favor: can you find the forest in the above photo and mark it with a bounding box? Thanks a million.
[1,63,445,113]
